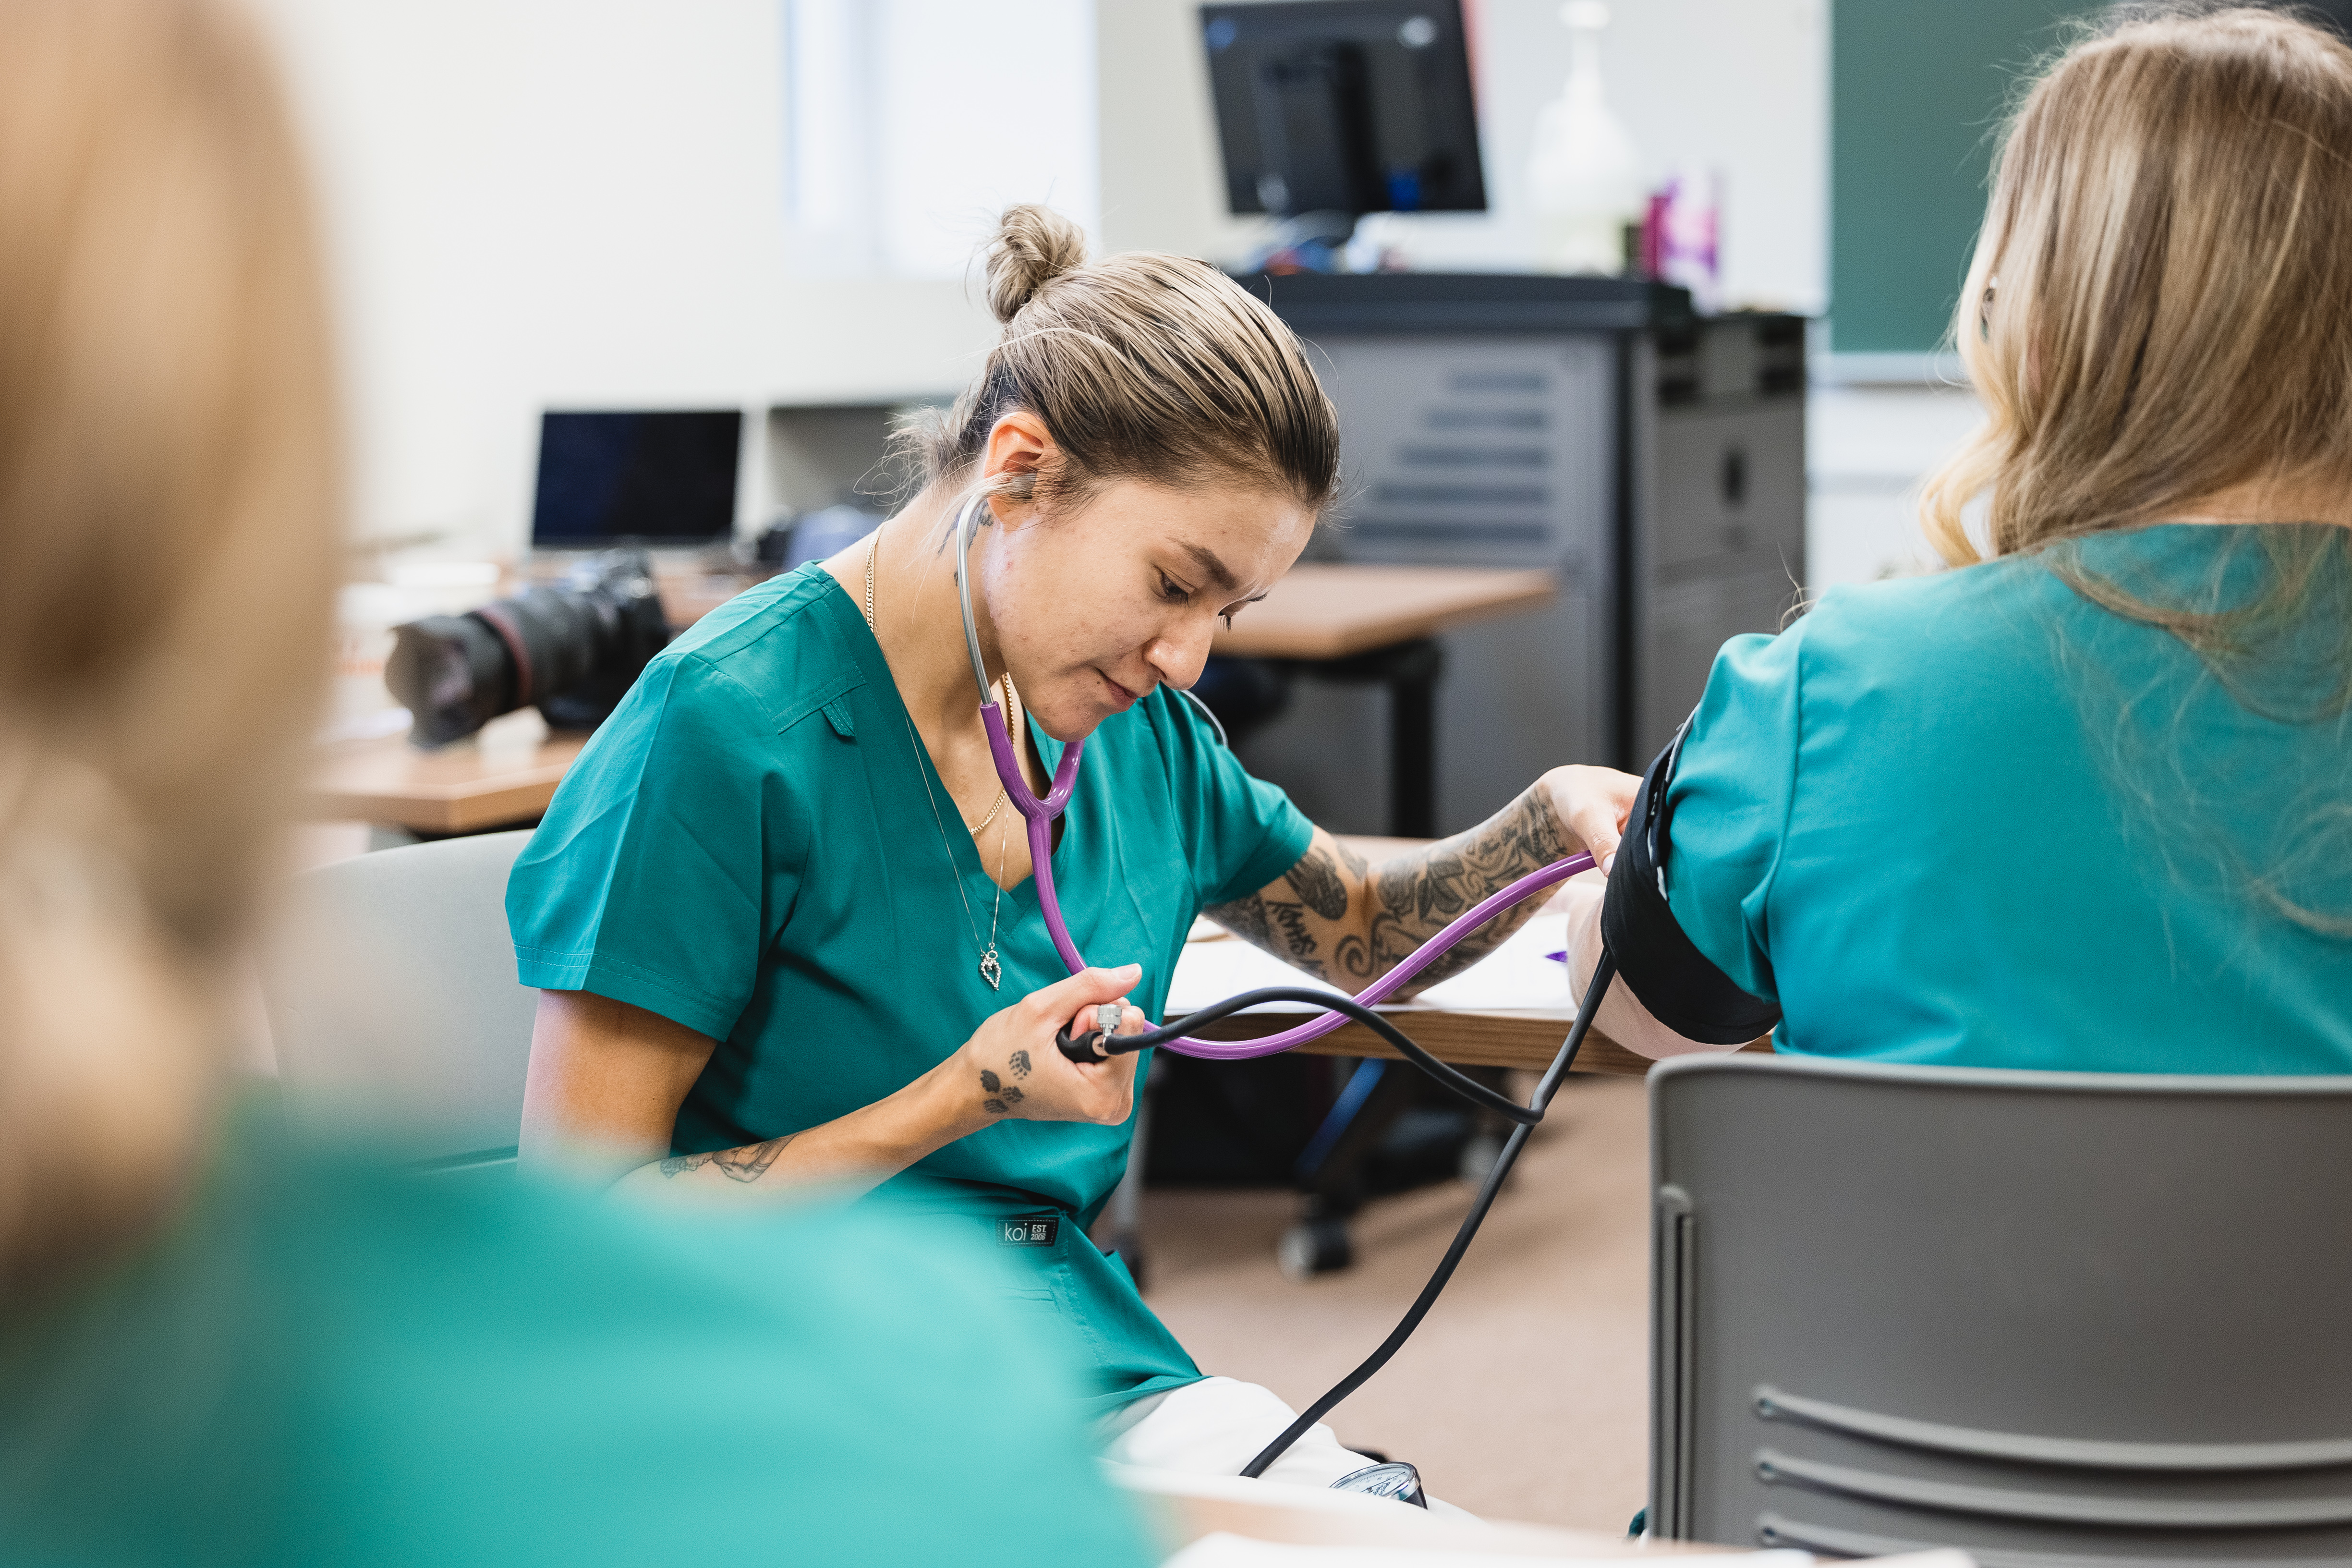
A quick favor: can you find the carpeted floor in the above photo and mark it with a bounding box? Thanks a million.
[1128,1074,1651,1532]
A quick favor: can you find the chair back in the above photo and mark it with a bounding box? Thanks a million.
[257,831,537,1171]
[1649,1052,2352,1566]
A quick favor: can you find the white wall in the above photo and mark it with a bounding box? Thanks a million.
[1098,0,1827,312]
[253,0,1009,557]
[258,0,1909,579]
[785,0,1098,278]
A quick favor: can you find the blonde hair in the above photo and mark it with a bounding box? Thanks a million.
[1922,6,2352,562]
[900,204,1341,513]
[1921,5,2352,938]
[0,0,339,1295]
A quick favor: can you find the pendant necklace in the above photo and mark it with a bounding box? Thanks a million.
[866,526,1014,990]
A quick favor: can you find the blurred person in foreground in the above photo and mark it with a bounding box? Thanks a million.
[0,1,1153,1563]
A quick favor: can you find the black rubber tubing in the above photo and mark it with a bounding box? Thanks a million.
[1237,952,1620,1479]
[1056,987,1540,1125]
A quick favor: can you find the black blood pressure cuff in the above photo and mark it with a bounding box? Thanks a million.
[1599,722,1783,1045]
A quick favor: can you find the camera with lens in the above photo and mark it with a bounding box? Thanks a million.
[385,549,672,747]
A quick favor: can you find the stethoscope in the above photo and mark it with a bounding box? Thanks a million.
[946,489,1619,1484]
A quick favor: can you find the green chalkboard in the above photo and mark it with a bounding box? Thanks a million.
[1830,0,2097,357]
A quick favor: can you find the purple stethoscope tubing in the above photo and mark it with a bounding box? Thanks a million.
[950,494,1593,1062]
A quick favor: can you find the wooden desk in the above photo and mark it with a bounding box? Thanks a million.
[1212,563,1555,659]
[307,721,588,835]
[1214,564,1556,838]
[1185,1000,1661,1079]
[315,565,1558,838]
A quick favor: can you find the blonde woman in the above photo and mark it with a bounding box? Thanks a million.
[510,206,1636,1489]
[1570,5,2352,1068]
[0,1,1156,1560]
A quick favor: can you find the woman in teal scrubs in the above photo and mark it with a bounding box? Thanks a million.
[1567,8,2352,1071]
[509,206,1633,1484]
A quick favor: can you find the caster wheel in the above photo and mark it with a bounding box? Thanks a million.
[1278,1217,1353,1280]
[1458,1131,1507,1187]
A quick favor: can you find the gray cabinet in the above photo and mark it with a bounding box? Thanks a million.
[1236,274,1804,835]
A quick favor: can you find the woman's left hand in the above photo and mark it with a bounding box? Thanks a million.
[951,964,1147,1129]
[1534,764,1642,875]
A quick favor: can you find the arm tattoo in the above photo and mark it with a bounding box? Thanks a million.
[1369,790,1571,986]
[1286,839,1353,919]
[1201,790,1571,992]
[658,1132,799,1183]
[1202,835,1368,982]
[1206,889,1275,951]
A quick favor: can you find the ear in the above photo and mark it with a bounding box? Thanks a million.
[982,411,1057,526]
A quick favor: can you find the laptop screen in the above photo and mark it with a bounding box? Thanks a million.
[531,409,742,546]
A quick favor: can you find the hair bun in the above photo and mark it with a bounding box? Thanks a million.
[984,204,1089,324]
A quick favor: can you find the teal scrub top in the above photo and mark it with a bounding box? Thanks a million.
[0,1108,1153,1567]
[1667,523,2352,1072]
[508,565,1314,1413]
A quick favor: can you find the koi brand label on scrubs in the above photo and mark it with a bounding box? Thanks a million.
[999,1215,1060,1247]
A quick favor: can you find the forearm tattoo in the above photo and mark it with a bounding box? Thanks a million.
[658,1132,799,1183]
[1202,787,1571,991]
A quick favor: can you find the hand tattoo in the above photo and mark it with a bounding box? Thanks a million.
[1008,1051,1031,1079]
[658,1132,798,1182]
[980,1069,1002,1093]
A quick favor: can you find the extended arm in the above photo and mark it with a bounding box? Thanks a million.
[1203,765,1639,993]
[519,969,1149,1204]
[1557,874,1764,1058]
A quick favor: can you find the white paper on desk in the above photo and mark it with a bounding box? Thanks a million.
[1166,913,1575,1018]
[1163,1533,1832,1567]
[1411,912,1573,1011]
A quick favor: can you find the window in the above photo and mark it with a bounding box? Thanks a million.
[785,0,1098,278]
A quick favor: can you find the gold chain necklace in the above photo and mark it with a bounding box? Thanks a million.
[866,526,1011,990]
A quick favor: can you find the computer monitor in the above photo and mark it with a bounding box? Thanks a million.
[1200,0,1484,228]
[530,409,742,548]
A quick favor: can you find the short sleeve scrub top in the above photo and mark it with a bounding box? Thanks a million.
[508,566,1313,1415]
[1660,523,2352,1073]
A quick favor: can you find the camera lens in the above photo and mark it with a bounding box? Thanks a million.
[384,550,671,747]
[385,613,512,746]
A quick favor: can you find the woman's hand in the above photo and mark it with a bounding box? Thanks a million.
[1534,764,1641,875]
[953,963,1146,1128]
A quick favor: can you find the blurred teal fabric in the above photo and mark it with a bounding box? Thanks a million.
[1667,523,2352,1072]
[0,1109,1156,1567]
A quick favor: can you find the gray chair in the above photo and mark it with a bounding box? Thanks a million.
[257,830,538,1174]
[1648,1052,2352,1565]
